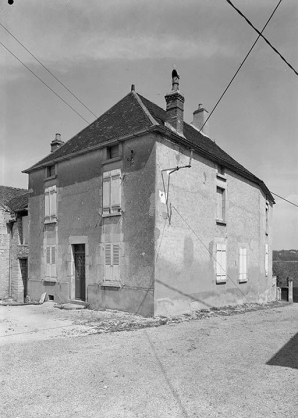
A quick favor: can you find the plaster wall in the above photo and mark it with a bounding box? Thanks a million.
[27,134,156,316]
[154,139,273,316]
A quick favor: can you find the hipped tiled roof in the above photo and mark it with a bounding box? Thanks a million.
[24,90,274,202]
[0,186,28,207]
[7,192,29,212]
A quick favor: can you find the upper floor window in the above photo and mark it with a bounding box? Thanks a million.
[102,169,121,216]
[21,215,29,245]
[216,187,226,222]
[217,165,225,177]
[45,186,57,223]
[265,201,269,235]
[107,144,119,160]
[45,164,56,179]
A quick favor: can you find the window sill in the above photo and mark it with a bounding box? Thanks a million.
[101,281,121,288]
[102,212,121,218]
[43,278,57,283]
[44,220,57,224]
[239,279,248,284]
[44,175,57,181]
[216,173,226,181]
[216,219,227,226]
[216,279,226,284]
[102,156,122,165]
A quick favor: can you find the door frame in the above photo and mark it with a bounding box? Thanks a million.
[68,236,89,301]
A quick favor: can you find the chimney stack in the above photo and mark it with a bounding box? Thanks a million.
[50,133,64,153]
[165,69,185,136]
[191,104,209,136]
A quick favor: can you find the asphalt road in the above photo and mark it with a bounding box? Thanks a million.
[1,303,298,417]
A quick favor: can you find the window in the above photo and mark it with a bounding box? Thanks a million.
[239,248,248,282]
[104,243,120,282]
[45,186,57,223]
[217,165,225,176]
[107,144,119,160]
[45,165,56,179]
[102,169,121,216]
[216,243,227,283]
[265,244,269,276]
[46,245,56,278]
[216,187,226,222]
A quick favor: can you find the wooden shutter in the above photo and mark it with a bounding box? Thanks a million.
[103,172,111,215]
[45,190,50,218]
[239,248,247,282]
[46,246,51,276]
[243,248,247,281]
[216,243,226,282]
[105,243,113,281]
[111,170,121,214]
[51,246,57,277]
[50,187,57,219]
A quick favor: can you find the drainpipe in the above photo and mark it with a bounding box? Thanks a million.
[8,222,12,298]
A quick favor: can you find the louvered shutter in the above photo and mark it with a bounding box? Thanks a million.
[46,247,51,276]
[243,248,247,281]
[51,246,56,277]
[105,243,113,281]
[216,244,226,282]
[112,244,120,281]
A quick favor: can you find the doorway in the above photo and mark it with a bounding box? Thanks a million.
[19,258,28,300]
[73,244,86,301]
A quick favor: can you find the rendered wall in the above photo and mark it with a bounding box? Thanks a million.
[28,134,156,316]
[154,138,273,316]
[0,209,10,299]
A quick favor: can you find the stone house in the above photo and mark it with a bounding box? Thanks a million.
[0,186,29,302]
[23,71,275,316]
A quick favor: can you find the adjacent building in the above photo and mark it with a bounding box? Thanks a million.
[0,186,29,302]
[23,71,275,316]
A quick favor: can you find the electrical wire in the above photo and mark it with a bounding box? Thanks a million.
[270,192,298,208]
[200,0,283,133]
[226,0,298,77]
[0,41,91,125]
[0,22,98,119]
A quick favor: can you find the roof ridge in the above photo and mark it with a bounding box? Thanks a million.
[131,91,159,127]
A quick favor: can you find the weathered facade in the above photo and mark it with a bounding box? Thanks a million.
[24,73,275,316]
[0,187,29,302]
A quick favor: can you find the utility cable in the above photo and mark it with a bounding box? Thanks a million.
[0,22,98,119]
[0,41,91,124]
[200,0,282,133]
[270,192,298,208]
[226,0,298,77]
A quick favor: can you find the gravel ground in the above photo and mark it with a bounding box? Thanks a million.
[0,302,297,417]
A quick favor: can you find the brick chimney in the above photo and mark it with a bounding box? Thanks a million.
[165,69,184,136]
[191,104,209,136]
[50,133,64,152]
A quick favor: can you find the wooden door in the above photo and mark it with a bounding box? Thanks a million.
[74,244,86,301]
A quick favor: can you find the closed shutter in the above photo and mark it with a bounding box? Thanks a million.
[111,170,121,214]
[104,243,120,282]
[216,244,226,282]
[51,246,57,277]
[243,248,247,281]
[239,248,248,282]
[103,172,111,215]
[50,188,57,219]
[45,191,50,218]
[46,246,51,276]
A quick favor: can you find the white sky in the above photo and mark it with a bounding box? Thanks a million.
[0,0,297,250]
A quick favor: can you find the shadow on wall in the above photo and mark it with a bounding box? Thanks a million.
[267,332,298,370]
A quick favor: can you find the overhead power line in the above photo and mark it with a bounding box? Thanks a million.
[270,192,298,208]
[200,0,282,133]
[226,0,298,76]
[0,41,91,125]
[0,22,98,119]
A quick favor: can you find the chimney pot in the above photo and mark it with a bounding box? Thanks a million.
[131,84,135,91]
[51,133,64,152]
[164,69,184,136]
[192,104,209,137]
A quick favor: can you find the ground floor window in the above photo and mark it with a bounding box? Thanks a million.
[216,243,227,283]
